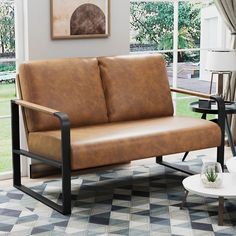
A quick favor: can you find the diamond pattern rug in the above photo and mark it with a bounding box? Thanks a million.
[0,160,236,235]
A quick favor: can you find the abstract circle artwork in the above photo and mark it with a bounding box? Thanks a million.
[70,4,106,35]
[51,0,109,39]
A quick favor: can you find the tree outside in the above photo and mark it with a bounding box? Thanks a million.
[0,0,15,74]
[130,1,215,121]
[130,1,213,63]
[0,0,15,55]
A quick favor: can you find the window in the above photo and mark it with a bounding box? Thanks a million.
[130,0,226,116]
[130,1,174,52]
[0,0,16,175]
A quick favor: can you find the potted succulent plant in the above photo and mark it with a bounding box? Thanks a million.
[200,162,223,188]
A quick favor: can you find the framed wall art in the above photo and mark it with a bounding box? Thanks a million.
[51,0,110,39]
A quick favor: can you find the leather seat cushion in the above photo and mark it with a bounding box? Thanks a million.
[19,58,108,132]
[28,117,221,171]
[98,54,174,122]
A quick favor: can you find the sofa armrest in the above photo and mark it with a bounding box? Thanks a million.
[14,100,59,115]
[11,99,71,214]
[170,87,210,99]
[11,99,71,169]
[170,86,225,125]
[170,87,225,119]
[170,87,225,166]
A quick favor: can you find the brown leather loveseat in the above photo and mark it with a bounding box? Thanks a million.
[11,54,225,214]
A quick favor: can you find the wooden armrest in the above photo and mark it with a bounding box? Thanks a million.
[13,100,59,116]
[170,87,210,99]
[170,87,225,168]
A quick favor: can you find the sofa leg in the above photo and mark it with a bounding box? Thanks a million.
[61,163,71,214]
[12,102,21,187]
[156,156,163,163]
[12,151,71,215]
[11,101,71,215]
[56,111,71,214]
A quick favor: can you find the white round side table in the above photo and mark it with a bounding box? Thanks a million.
[182,173,236,226]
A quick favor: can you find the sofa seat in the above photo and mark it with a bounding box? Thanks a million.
[28,116,221,171]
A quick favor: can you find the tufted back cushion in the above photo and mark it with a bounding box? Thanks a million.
[98,54,174,122]
[19,58,108,132]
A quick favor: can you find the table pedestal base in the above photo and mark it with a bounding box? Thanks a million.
[218,197,224,226]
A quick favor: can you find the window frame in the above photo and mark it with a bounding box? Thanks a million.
[130,0,227,106]
[0,0,27,179]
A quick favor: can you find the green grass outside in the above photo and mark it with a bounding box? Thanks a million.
[0,83,16,173]
[0,118,12,172]
[174,93,215,120]
[0,83,16,102]
[0,101,11,116]
[175,95,200,118]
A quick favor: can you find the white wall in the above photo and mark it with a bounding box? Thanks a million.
[21,0,130,61]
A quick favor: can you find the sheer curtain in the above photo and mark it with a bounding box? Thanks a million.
[214,0,236,142]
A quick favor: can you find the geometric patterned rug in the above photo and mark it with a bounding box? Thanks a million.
[0,160,236,235]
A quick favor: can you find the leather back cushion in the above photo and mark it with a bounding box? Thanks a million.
[98,54,173,122]
[19,58,108,132]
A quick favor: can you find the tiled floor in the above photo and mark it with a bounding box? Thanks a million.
[0,147,235,235]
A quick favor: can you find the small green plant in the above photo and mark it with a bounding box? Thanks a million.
[205,168,218,182]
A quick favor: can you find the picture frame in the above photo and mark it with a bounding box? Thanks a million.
[50,0,110,39]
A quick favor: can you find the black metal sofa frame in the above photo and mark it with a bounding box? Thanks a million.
[11,87,225,215]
